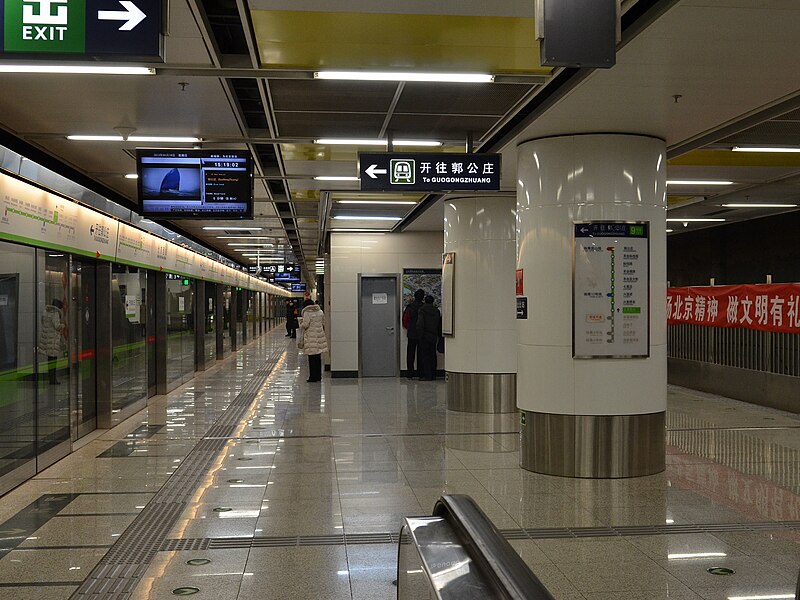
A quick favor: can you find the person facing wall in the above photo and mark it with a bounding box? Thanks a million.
[402,289,425,379]
[415,295,441,381]
[300,301,327,382]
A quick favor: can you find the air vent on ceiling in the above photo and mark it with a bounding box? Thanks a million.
[221,229,255,235]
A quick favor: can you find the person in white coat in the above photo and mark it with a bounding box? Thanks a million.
[40,298,66,384]
[299,302,327,382]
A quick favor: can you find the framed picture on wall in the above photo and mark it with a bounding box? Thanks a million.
[441,253,455,336]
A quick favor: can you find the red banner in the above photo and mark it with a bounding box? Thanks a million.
[667,284,800,333]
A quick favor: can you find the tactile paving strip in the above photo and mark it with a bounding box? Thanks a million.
[71,347,284,600]
[158,520,800,551]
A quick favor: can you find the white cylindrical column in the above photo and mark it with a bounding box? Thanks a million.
[516,134,667,477]
[444,196,517,413]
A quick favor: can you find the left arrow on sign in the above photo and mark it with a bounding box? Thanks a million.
[365,164,388,179]
[98,1,147,31]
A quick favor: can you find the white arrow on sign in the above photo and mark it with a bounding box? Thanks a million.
[365,164,388,179]
[98,1,147,31]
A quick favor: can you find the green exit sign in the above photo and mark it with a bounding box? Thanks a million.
[4,0,86,53]
[1,0,163,60]
[629,225,645,236]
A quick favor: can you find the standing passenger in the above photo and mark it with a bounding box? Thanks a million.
[286,301,299,338]
[40,298,66,385]
[285,300,293,337]
[402,289,425,379]
[300,301,327,382]
[415,295,441,381]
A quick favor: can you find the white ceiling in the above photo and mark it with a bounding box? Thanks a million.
[1,0,799,274]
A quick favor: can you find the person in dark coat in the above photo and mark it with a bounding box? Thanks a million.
[286,301,299,338]
[285,300,293,336]
[402,289,425,379]
[415,295,441,381]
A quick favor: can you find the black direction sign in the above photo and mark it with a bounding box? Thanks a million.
[359,153,501,192]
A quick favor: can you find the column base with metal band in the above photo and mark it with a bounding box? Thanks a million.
[446,372,516,414]
[520,411,666,478]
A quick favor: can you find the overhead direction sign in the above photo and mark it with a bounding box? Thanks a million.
[0,0,162,60]
[359,152,501,192]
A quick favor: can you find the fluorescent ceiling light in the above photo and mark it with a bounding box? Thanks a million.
[314,138,441,147]
[314,176,360,181]
[315,71,494,83]
[216,236,281,240]
[666,218,726,222]
[333,215,402,221]
[668,552,726,560]
[337,200,417,205]
[728,594,795,600]
[228,243,275,247]
[666,229,674,233]
[666,180,734,186]
[721,203,797,208]
[0,65,154,75]
[203,227,262,231]
[732,146,800,153]
[125,173,138,179]
[331,228,390,232]
[68,135,201,143]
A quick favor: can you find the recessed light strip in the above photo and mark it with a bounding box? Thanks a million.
[331,229,391,233]
[314,138,441,147]
[314,176,360,181]
[336,200,417,205]
[203,227,262,231]
[0,65,154,75]
[332,215,402,221]
[667,552,726,560]
[732,146,800,153]
[721,203,797,208]
[68,135,201,143]
[666,218,726,222]
[315,71,493,83]
[666,180,734,185]
[727,595,795,600]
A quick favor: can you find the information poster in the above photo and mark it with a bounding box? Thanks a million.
[402,268,442,309]
[573,221,649,358]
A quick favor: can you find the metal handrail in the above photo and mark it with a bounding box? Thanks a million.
[397,494,554,600]
[433,495,554,600]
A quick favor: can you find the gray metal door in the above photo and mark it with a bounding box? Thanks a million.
[359,275,399,377]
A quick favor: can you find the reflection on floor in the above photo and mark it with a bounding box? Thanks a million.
[0,327,797,599]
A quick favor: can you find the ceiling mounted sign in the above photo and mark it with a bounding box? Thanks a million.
[359,153,501,192]
[0,0,163,60]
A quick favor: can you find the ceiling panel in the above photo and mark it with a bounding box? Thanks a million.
[0,77,241,138]
[275,112,385,137]
[270,80,397,112]
[386,114,499,138]
[395,82,532,116]
[718,121,800,146]
[250,10,544,73]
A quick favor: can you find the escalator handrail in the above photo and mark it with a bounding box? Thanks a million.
[432,494,555,600]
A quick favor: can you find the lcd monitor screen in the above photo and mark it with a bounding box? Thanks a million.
[274,272,300,282]
[137,149,253,219]
[291,283,307,292]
